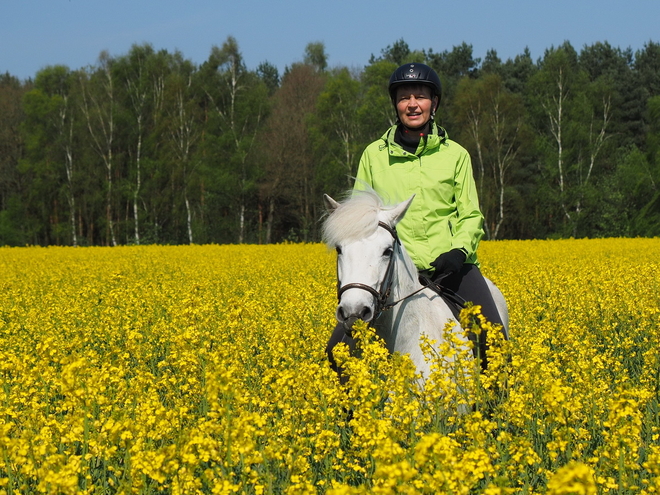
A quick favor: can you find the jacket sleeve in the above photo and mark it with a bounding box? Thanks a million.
[450,150,484,261]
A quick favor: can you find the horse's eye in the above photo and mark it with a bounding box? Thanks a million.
[383,247,394,257]
[335,246,342,255]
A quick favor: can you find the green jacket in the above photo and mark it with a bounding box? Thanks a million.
[354,123,484,270]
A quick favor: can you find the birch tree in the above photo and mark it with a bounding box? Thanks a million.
[114,44,153,244]
[23,66,80,245]
[529,44,584,235]
[531,43,618,236]
[312,67,363,192]
[455,73,527,239]
[79,52,118,246]
[164,58,199,244]
[199,36,268,243]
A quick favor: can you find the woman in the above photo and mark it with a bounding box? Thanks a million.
[326,62,504,372]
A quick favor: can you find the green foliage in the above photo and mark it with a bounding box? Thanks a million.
[304,41,328,72]
[0,195,27,245]
[311,68,364,194]
[1,38,660,244]
[356,59,397,137]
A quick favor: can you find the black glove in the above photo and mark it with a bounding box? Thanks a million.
[430,249,466,279]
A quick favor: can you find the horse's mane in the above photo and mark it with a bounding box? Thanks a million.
[322,189,388,246]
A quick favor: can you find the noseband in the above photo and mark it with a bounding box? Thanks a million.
[336,221,400,320]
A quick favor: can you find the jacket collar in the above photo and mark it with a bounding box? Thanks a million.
[381,122,447,157]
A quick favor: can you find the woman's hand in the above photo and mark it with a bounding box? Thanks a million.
[430,249,466,279]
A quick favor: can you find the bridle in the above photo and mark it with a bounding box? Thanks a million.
[336,221,400,321]
[336,222,464,331]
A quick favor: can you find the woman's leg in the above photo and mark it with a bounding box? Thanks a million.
[439,264,505,370]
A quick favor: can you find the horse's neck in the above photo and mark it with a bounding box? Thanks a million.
[392,248,421,298]
[376,244,463,379]
[374,248,423,352]
[380,246,451,340]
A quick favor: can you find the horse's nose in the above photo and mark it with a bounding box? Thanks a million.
[336,303,374,324]
[359,305,373,322]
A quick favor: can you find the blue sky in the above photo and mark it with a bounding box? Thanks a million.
[2,0,659,80]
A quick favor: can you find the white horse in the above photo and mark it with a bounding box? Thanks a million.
[322,190,508,382]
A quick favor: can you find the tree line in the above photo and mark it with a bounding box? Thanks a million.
[1,37,659,246]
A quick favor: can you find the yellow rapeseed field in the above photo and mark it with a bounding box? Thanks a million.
[0,239,659,494]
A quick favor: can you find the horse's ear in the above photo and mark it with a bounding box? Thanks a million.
[385,194,415,226]
[323,194,340,213]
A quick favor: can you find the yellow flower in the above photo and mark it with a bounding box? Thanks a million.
[0,239,659,492]
[547,461,597,495]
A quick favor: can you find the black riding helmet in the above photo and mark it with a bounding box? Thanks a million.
[388,63,442,103]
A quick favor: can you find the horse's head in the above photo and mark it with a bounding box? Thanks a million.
[323,191,414,329]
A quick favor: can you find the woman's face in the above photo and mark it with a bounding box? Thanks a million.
[395,84,437,129]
